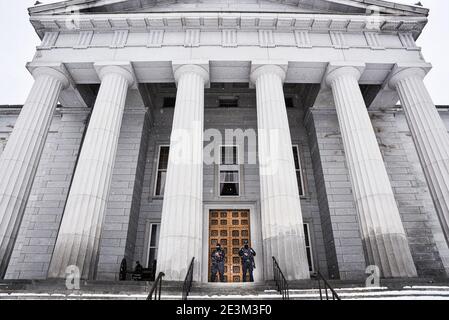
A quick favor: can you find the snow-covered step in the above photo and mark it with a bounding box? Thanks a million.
[1,280,449,300]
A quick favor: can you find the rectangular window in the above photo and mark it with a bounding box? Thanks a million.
[210,82,225,89]
[304,223,314,272]
[219,146,240,196]
[155,146,169,196]
[232,83,249,89]
[293,145,305,196]
[147,223,161,269]
[160,83,176,89]
[218,96,239,108]
[163,97,176,108]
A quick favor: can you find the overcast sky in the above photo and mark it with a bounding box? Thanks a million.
[0,0,447,105]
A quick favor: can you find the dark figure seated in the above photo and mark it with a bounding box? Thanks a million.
[120,259,157,281]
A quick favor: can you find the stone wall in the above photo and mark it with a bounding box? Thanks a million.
[371,110,448,277]
[305,106,367,280]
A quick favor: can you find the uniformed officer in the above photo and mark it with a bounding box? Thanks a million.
[239,241,256,282]
[211,243,226,282]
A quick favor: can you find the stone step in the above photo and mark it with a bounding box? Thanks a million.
[2,286,449,300]
[2,279,449,300]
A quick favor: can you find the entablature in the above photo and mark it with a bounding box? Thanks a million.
[35,21,423,53]
[30,12,427,39]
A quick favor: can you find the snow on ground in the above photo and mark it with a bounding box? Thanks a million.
[1,286,449,300]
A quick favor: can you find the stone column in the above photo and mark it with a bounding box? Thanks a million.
[0,67,69,277]
[326,64,417,278]
[48,65,134,279]
[390,66,449,245]
[250,64,310,280]
[156,64,208,281]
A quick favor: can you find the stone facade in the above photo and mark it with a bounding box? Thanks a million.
[3,100,449,280]
[1,0,448,283]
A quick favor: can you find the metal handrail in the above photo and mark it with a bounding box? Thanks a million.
[272,257,289,300]
[182,257,195,300]
[147,272,165,300]
[313,270,341,300]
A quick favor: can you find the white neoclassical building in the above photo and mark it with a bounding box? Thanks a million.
[1,0,449,284]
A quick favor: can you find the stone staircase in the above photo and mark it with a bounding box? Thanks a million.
[1,279,449,300]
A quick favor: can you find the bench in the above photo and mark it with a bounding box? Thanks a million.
[119,258,156,281]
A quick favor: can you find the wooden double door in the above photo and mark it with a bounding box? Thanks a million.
[208,210,251,283]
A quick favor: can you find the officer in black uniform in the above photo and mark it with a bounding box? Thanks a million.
[211,243,226,282]
[239,240,256,282]
[132,261,144,281]
[135,261,143,273]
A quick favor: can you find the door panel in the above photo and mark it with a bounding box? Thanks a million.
[208,210,251,283]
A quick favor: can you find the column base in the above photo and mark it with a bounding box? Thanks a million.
[264,234,310,281]
[363,233,418,278]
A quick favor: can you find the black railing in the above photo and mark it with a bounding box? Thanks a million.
[313,271,341,300]
[147,272,165,300]
[272,257,289,300]
[182,257,195,300]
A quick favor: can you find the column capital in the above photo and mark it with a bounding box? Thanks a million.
[324,62,366,87]
[172,62,210,86]
[26,63,71,89]
[387,62,432,89]
[94,62,136,88]
[250,62,288,85]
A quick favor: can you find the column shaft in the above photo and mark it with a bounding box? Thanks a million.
[251,65,310,280]
[392,69,449,244]
[328,66,417,278]
[48,67,132,279]
[0,68,67,276]
[156,65,207,281]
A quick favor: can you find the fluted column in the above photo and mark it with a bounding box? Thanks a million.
[326,65,417,278]
[390,66,449,245]
[48,65,134,279]
[0,67,68,277]
[250,65,310,280]
[156,64,208,281]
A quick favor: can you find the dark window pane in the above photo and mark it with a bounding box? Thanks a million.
[158,147,169,170]
[306,248,313,271]
[163,97,176,108]
[210,82,225,89]
[160,83,176,89]
[219,97,239,108]
[220,183,239,196]
[303,224,310,247]
[293,146,304,196]
[285,97,294,108]
[232,83,249,88]
[292,146,300,169]
[297,172,303,196]
[148,248,157,267]
[155,171,167,196]
[150,224,159,247]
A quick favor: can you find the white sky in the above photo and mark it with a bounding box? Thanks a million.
[0,0,447,105]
